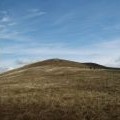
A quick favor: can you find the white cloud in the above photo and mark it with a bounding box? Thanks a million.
[2,38,120,68]
[53,12,74,26]
[0,12,19,41]
[0,11,8,23]
[95,39,120,49]
[15,59,31,66]
[0,10,11,23]
[8,22,17,26]
[1,44,94,56]
[0,8,46,42]
[1,16,11,22]
[28,9,40,13]
[0,31,26,41]
[0,67,13,73]
[115,57,120,63]
[0,24,32,41]
[25,9,46,19]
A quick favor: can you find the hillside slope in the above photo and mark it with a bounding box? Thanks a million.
[0,59,120,120]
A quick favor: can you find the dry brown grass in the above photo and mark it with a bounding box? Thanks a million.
[0,59,120,120]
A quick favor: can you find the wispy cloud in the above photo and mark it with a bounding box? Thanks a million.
[1,16,11,22]
[0,10,16,34]
[53,12,74,26]
[115,57,120,63]
[0,15,31,41]
[2,37,120,68]
[0,10,11,22]
[95,39,120,49]
[8,22,17,26]
[28,9,40,13]
[0,8,46,42]
[15,59,31,66]
[25,9,46,19]
[0,31,32,41]
[0,67,13,73]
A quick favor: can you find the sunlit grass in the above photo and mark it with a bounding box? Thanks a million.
[0,65,120,120]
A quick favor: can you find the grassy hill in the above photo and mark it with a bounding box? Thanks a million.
[0,59,120,120]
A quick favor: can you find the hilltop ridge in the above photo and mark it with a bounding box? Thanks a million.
[22,58,107,69]
[1,58,119,76]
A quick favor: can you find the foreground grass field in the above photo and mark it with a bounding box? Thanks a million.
[0,59,120,120]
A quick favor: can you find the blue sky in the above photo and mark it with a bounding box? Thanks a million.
[0,0,120,71]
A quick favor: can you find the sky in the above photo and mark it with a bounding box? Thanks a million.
[0,0,120,72]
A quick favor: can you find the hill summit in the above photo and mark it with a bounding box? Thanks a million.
[23,58,107,69]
